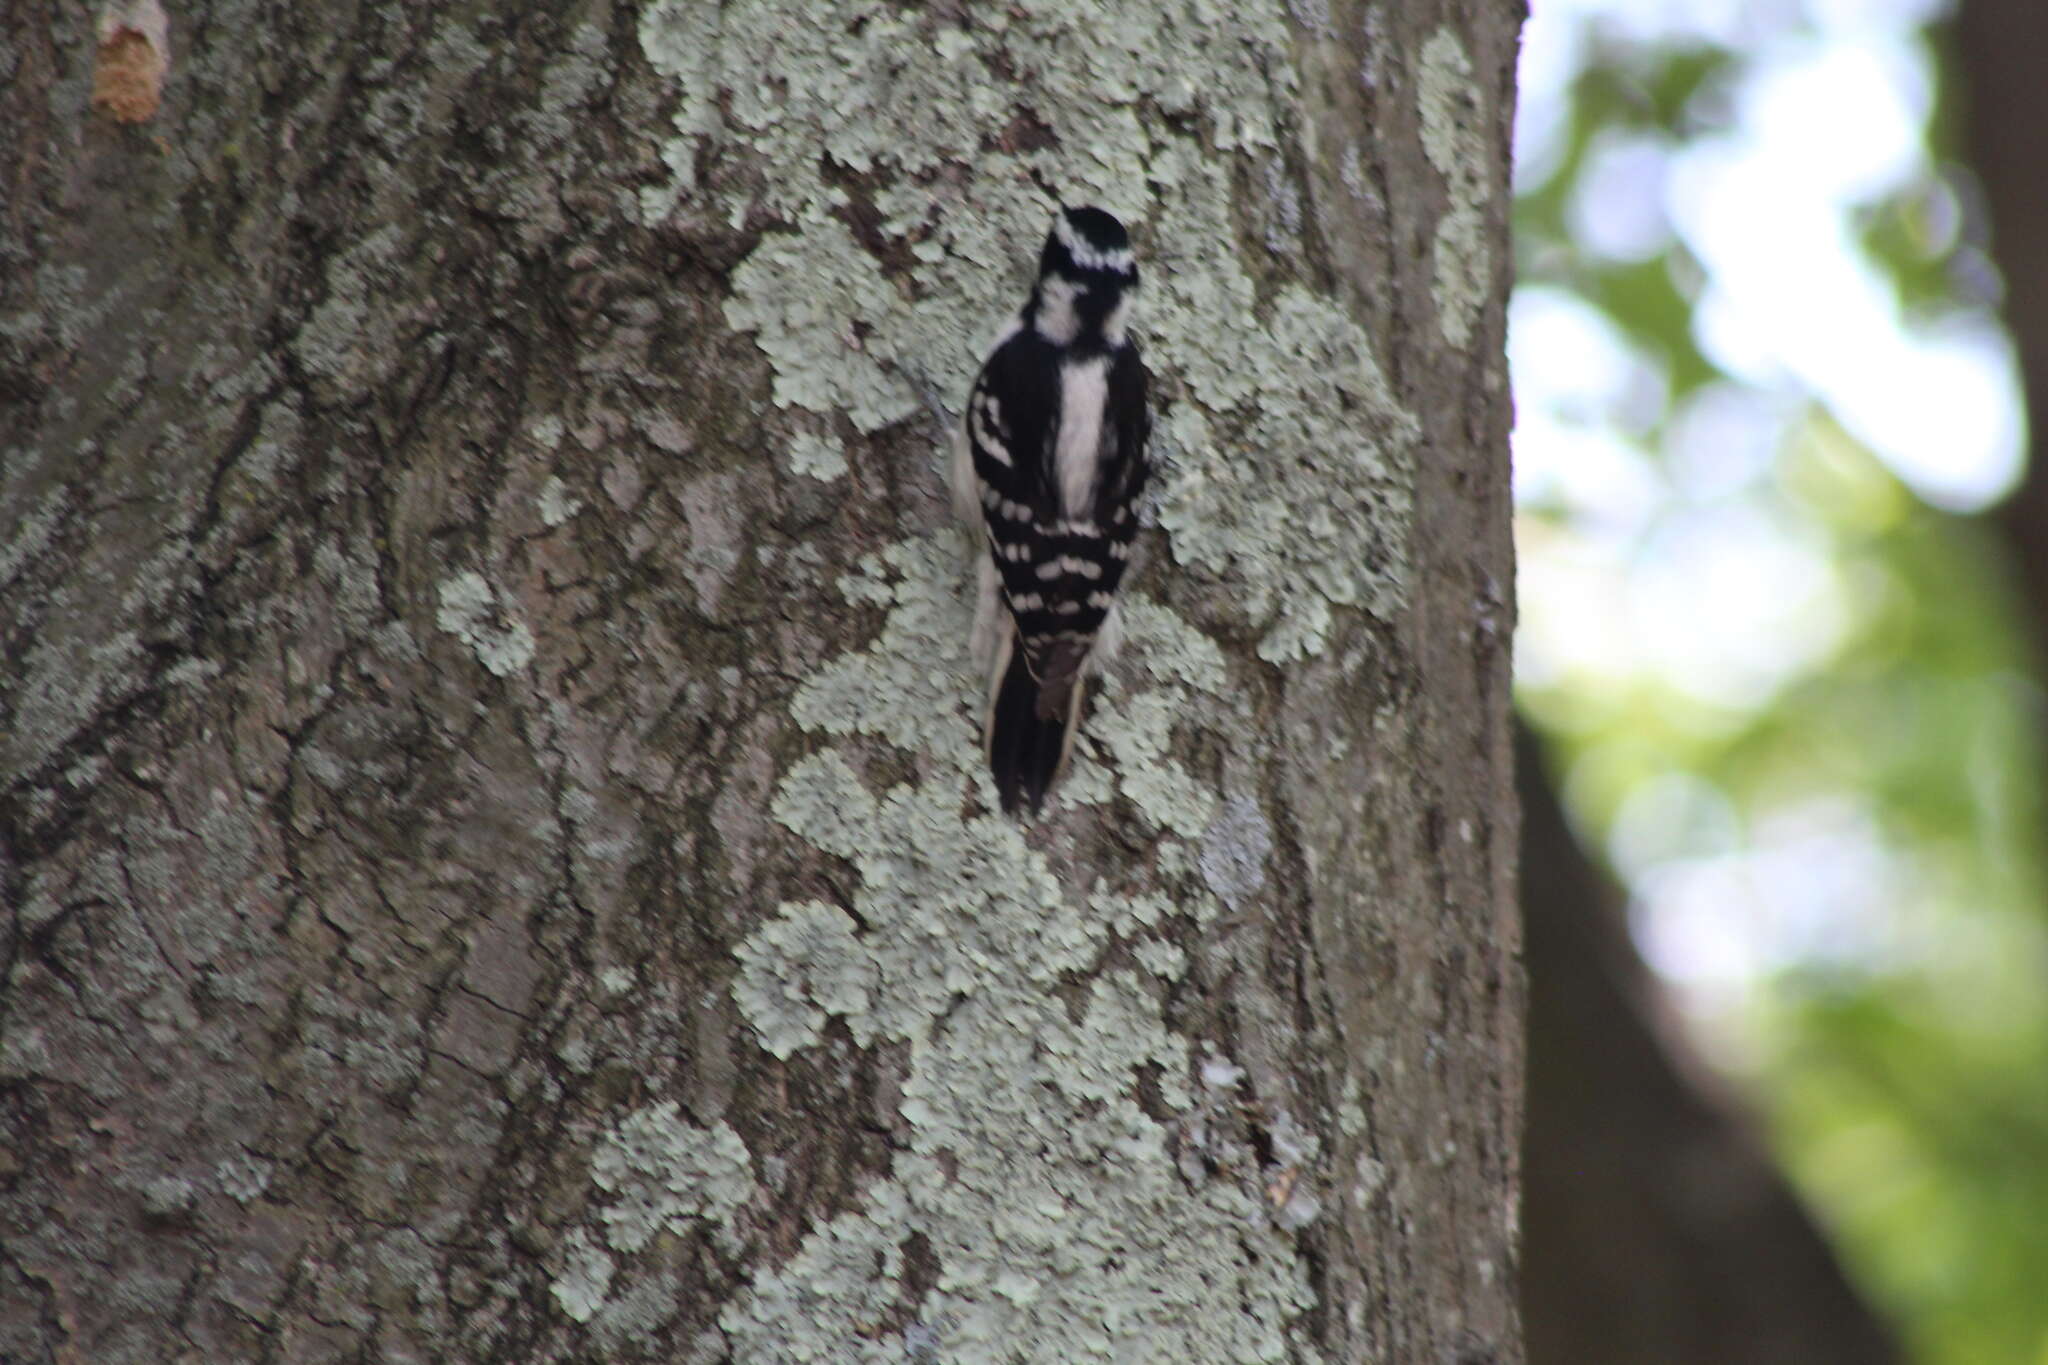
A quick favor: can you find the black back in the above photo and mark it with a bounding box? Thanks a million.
[968,337,1150,655]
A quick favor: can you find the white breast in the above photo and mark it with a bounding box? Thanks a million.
[1054,356,1111,519]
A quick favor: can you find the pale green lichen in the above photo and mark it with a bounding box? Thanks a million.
[647,0,1417,663]
[617,0,1441,1350]
[548,1227,610,1326]
[1153,264,1419,662]
[785,431,849,482]
[1088,886,1175,938]
[644,0,1414,662]
[552,1228,616,1325]
[1063,599,1232,835]
[164,656,222,688]
[786,536,983,760]
[1337,1072,1370,1144]
[435,571,534,677]
[731,900,878,1058]
[592,1103,755,1257]
[556,1029,596,1076]
[1418,27,1491,351]
[1352,1152,1388,1208]
[634,2,724,215]
[140,1175,197,1219]
[0,488,66,589]
[538,476,583,527]
[638,2,1284,230]
[1080,680,1215,834]
[215,1153,274,1204]
[723,211,920,434]
[710,541,1317,1362]
[1133,937,1188,981]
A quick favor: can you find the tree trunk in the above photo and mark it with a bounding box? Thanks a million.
[1957,0,2048,630]
[0,2,1522,1360]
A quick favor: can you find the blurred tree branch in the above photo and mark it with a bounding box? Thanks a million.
[1520,722,1900,1365]
[1959,0,2048,633]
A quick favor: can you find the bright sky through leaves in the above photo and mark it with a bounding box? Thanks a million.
[1519,0,2021,514]
[1515,6,2048,1359]
[1513,0,2026,997]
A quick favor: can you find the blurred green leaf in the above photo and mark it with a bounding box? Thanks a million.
[1516,9,2048,1364]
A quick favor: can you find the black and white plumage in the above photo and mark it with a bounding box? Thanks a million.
[952,205,1153,815]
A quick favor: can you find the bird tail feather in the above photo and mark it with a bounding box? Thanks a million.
[985,631,1085,815]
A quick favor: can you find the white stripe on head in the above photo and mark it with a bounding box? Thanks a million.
[1054,213,1136,274]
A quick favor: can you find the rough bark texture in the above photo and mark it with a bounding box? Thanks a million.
[1517,728,1901,1365]
[0,2,1520,1361]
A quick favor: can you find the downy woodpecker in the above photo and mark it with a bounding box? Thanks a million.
[952,206,1153,814]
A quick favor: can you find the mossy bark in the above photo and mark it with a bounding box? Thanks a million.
[0,1,1522,1360]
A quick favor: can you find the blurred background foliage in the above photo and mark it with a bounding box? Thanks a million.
[1512,1,2048,1362]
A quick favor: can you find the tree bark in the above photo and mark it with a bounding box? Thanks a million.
[1957,0,2048,643]
[0,2,1522,1361]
